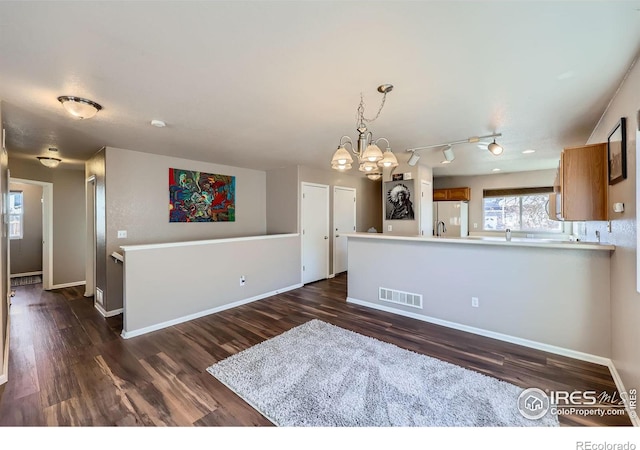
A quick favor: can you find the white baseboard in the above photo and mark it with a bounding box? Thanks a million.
[121,283,303,339]
[50,281,86,290]
[328,273,336,279]
[347,297,611,366]
[607,362,640,427]
[95,303,123,318]
[1,313,10,386]
[10,271,43,278]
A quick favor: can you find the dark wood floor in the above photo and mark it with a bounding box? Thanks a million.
[0,275,632,426]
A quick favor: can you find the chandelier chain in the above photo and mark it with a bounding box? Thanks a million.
[356,92,388,127]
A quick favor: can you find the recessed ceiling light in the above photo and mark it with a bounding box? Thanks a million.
[522,149,536,154]
[556,71,575,80]
[151,119,166,128]
[492,168,501,172]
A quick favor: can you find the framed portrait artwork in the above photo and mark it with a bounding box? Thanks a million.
[384,179,415,220]
[607,117,627,185]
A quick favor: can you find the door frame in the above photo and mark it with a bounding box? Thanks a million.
[8,177,53,290]
[332,185,356,276]
[300,182,329,284]
[85,175,96,298]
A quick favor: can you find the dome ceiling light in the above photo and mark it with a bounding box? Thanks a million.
[37,147,62,168]
[57,96,103,119]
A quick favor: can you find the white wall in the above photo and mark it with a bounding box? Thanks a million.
[102,146,268,312]
[347,235,611,359]
[121,234,301,337]
[581,55,640,400]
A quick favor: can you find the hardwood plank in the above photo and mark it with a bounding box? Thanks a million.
[0,277,632,427]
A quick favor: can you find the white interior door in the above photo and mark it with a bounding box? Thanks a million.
[333,186,356,275]
[420,180,433,236]
[302,183,329,284]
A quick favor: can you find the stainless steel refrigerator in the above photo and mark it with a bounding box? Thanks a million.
[433,201,469,237]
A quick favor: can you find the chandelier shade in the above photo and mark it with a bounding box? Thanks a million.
[331,146,354,165]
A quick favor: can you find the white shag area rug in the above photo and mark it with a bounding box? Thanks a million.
[206,319,559,427]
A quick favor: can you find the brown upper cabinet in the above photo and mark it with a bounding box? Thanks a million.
[433,187,471,202]
[549,143,608,221]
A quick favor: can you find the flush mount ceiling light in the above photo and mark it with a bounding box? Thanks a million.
[151,119,166,128]
[57,96,103,119]
[406,133,503,163]
[330,84,398,178]
[37,147,62,168]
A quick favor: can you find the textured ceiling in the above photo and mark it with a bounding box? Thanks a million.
[1,1,639,177]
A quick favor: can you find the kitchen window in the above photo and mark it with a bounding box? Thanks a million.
[9,190,24,240]
[482,187,563,233]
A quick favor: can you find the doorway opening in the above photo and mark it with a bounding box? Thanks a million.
[8,177,53,290]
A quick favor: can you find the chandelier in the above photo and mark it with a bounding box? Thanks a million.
[330,84,398,180]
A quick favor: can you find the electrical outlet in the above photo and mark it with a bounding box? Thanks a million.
[388,225,392,231]
[117,230,127,238]
[471,297,479,308]
[473,223,478,229]
[239,275,245,286]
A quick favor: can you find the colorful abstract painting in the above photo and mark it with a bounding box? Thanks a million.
[169,168,235,222]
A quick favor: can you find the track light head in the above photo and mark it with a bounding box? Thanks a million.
[487,139,504,155]
[442,145,455,162]
[407,151,420,166]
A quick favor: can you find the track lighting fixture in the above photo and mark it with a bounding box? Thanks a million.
[405,133,503,164]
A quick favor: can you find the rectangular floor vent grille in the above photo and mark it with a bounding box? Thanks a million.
[379,287,422,309]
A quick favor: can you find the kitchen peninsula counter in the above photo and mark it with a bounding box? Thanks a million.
[345,232,612,362]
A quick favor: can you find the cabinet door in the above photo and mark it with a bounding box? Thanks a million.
[448,187,470,201]
[433,189,448,201]
[561,143,608,221]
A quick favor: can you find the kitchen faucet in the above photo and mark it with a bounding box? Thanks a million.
[436,220,446,237]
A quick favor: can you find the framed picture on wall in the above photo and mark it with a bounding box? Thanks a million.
[384,179,415,220]
[608,117,627,185]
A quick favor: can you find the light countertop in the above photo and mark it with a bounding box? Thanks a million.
[344,232,615,251]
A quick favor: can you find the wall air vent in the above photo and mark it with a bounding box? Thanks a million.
[379,287,422,309]
[96,287,104,306]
